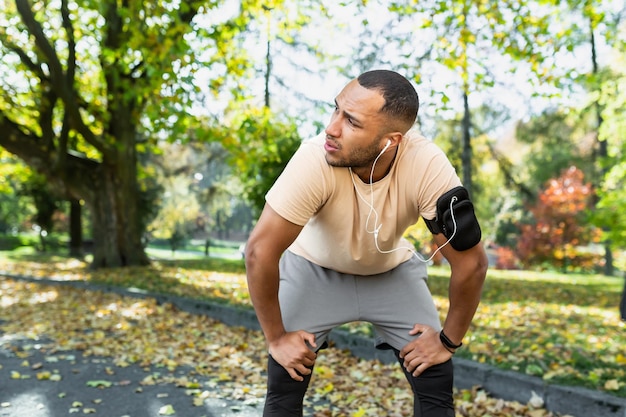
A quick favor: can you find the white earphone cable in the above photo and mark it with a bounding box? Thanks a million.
[349,148,458,263]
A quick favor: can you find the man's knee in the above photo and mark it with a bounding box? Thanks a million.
[410,361,455,417]
[393,351,455,417]
[412,359,454,393]
[264,355,312,417]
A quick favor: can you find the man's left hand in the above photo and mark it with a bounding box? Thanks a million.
[398,324,453,377]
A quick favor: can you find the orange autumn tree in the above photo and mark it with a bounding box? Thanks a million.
[517,166,602,272]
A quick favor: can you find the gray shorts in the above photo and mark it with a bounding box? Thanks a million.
[278,251,442,352]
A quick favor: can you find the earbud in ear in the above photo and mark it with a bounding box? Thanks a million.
[380,139,391,154]
[376,139,392,159]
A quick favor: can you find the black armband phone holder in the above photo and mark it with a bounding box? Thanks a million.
[423,186,481,251]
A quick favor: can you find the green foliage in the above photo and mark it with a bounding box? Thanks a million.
[222,107,302,217]
[0,150,34,234]
[148,173,201,242]
[20,173,59,235]
[144,139,252,245]
[515,109,597,197]
[137,169,165,241]
[593,161,626,251]
[0,234,68,251]
[0,235,37,250]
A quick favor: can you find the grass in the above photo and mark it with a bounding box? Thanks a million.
[0,247,624,398]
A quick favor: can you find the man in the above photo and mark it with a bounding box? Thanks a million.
[245,69,488,417]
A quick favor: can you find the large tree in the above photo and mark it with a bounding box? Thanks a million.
[0,0,258,267]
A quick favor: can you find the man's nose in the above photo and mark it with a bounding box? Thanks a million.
[325,114,340,138]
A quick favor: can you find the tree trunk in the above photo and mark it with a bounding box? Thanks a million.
[619,273,626,321]
[84,141,149,268]
[38,230,47,252]
[85,169,149,268]
[604,243,614,276]
[619,272,626,321]
[68,199,83,257]
[461,91,473,196]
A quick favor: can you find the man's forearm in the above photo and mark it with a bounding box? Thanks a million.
[246,261,287,344]
[250,290,286,345]
[442,257,487,345]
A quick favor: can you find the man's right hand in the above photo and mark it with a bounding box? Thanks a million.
[268,330,318,381]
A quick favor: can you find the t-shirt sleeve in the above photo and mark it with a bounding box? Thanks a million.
[265,140,331,226]
[417,145,463,220]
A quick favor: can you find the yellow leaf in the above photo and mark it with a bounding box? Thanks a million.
[316,365,335,379]
[316,382,334,395]
[352,408,367,417]
[10,371,21,379]
[617,353,626,365]
[141,375,156,385]
[165,359,177,371]
[604,379,620,390]
[36,371,51,380]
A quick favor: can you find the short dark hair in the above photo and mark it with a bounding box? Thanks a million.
[357,69,419,132]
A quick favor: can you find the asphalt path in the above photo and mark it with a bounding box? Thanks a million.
[0,333,262,417]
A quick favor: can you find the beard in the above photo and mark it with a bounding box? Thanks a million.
[325,135,384,169]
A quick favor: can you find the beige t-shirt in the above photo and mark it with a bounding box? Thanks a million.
[266,130,462,275]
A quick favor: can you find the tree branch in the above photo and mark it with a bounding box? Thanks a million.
[0,110,99,196]
[1,111,56,174]
[0,36,46,79]
[15,0,102,151]
[55,0,77,172]
[486,140,535,201]
[179,0,203,24]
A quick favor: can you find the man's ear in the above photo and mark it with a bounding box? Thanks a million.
[386,132,404,148]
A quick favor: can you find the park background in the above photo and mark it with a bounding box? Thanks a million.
[0,0,625,416]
